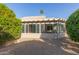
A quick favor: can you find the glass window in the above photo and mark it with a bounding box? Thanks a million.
[36,24,39,33]
[26,24,28,33]
[29,24,36,33]
[45,24,53,33]
[22,24,25,33]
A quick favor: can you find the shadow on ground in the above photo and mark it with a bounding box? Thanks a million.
[9,38,79,55]
[0,33,79,55]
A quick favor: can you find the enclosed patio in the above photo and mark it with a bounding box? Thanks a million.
[21,16,65,39]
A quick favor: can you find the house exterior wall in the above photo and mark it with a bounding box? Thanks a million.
[21,16,66,39]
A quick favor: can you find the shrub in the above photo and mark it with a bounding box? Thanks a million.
[66,9,79,42]
[0,4,21,45]
[0,4,16,18]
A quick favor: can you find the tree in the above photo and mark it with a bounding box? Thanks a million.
[40,9,44,16]
[0,4,21,45]
[66,9,79,42]
[0,4,16,18]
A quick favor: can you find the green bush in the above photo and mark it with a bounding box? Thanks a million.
[0,4,21,44]
[0,4,16,18]
[66,9,79,42]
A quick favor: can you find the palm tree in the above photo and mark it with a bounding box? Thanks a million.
[40,9,44,16]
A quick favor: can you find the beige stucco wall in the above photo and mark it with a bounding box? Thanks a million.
[21,33,65,39]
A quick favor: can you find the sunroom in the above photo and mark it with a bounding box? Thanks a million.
[21,16,65,38]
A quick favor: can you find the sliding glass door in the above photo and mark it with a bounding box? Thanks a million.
[22,24,25,33]
[29,24,36,33]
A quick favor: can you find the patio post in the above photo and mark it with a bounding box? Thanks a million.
[39,24,41,33]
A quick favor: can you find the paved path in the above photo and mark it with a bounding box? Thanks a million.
[0,35,79,55]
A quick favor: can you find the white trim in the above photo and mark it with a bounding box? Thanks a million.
[39,24,41,33]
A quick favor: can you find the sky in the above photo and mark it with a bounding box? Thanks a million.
[5,3,79,19]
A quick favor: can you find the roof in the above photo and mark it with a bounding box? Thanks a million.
[21,16,66,23]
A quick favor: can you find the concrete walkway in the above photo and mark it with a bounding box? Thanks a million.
[0,34,79,55]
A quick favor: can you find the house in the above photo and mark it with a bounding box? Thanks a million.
[21,16,66,39]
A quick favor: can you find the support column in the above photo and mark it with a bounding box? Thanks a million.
[39,24,41,33]
[28,24,29,33]
[43,24,45,33]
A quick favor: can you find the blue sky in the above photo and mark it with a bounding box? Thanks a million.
[5,3,79,19]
